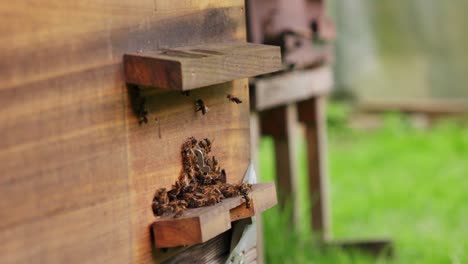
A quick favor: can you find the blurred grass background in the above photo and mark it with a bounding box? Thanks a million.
[259,102,468,263]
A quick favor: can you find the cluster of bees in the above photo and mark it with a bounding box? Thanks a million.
[152,137,252,218]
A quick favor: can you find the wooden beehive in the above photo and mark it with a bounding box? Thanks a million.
[0,1,280,263]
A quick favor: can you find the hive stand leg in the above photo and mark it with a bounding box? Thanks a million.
[250,112,264,264]
[298,97,393,255]
[297,97,331,241]
[260,104,300,226]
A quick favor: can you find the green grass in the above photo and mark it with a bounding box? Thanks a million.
[259,104,468,263]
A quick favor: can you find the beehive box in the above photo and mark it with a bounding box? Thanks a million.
[0,1,280,263]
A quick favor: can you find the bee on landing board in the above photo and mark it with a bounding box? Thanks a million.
[151,137,252,218]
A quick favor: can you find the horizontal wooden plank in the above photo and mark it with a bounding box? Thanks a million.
[254,66,333,111]
[124,42,282,90]
[152,182,276,248]
[162,230,231,264]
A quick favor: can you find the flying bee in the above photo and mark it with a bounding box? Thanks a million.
[227,94,242,104]
[195,99,208,115]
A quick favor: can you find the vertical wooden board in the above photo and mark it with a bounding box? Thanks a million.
[0,65,132,263]
[0,0,247,263]
[127,79,251,262]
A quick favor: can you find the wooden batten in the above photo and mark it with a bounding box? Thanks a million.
[152,182,277,248]
[124,42,282,90]
[254,66,333,111]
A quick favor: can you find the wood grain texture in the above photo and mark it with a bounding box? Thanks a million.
[0,1,251,263]
[254,66,333,111]
[124,42,282,90]
[151,183,276,248]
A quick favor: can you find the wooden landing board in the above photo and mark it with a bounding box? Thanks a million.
[124,42,282,90]
[253,66,333,111]
[152,182,277,248]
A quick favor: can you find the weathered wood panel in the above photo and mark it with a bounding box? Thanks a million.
[0,1,250,263]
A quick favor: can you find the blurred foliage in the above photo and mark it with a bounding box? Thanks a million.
[329,0,468,103]
[259,102,468,263]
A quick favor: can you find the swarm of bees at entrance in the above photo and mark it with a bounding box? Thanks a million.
[152,137,252,218]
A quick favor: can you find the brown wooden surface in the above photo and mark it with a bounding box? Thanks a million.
[0,1,254,263]
[254,66,333,111]
[249,112,265,264]
[260,105,300,225]
[246,0,334,68]
[124,42,282,90]
[162,230,232,264]
[152,182,276,248]
[298,97,331,240]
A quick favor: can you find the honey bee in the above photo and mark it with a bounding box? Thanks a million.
[152,201,159,215]
[227,94,242,104]
[195,99,208,115]
[181,91,190,96]
[173,207,184,218]
[198,140,206,150]
[219,169,227,183]
[204,138,212,151]
[178,200,188,208]
[206,194,220,206]
[137,98,149,125]
[244,194,252,208]
[221,185,238,198]
[155,204,173,216]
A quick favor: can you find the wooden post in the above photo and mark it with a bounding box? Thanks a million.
[260,104,301,226]
[250,112,265,264]
[298,97,331,240]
